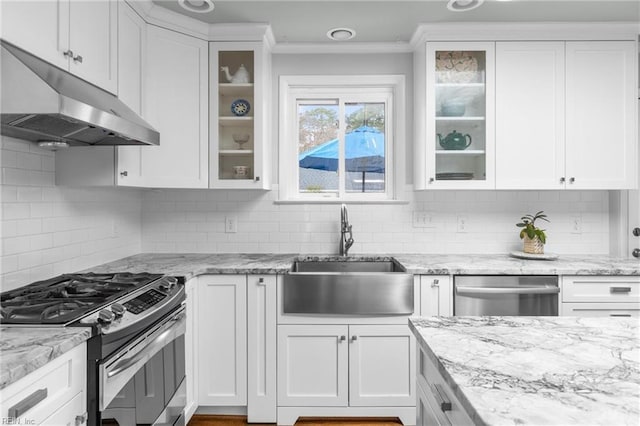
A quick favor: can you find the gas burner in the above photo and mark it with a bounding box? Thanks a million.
[0,272,163,325]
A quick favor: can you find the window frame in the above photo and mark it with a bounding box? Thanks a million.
[279,75,406,203]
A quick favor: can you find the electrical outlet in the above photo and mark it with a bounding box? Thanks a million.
[225,216,238,233]
[457,215,468,233]
[571,215,582,234]
[413,211,435,228]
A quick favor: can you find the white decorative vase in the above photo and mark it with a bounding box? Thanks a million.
[523,236,544,254]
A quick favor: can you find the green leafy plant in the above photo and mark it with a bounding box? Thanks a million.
[516,211,549,244]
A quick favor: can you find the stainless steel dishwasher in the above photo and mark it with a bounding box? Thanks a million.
[454,275,559,316]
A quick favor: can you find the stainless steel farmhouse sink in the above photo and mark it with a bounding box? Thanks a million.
[283,258,414,315]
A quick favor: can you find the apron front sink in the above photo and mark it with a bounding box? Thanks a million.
[283,257,414,315]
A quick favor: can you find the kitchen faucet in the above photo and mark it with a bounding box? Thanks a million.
[339,204,354,256]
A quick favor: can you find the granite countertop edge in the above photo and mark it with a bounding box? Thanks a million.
[82,253,640,277]
[408,320,488,426]
[0,327,92,391]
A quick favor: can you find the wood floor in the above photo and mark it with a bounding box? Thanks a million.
[188,415,403,426]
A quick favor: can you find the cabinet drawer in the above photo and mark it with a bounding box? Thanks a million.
[562,276,640,303]
[561,302,640,317]
[417,347,473,426]
[0,344,86,424]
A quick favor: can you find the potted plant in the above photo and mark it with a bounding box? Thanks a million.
[516,211,549,254]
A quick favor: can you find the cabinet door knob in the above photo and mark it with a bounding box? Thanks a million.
[569,177,575,184]
[63,49,74,58]
[257,277,265,285]
[75,412,88,425]
[429,177,435,184]
[431,279,440,288]
[254,176,260,182]
[73,54,83,63]
[632,228,640,237]
[560,177,565,183]
[120,171,128,177]
[351,335,358,342]
[339,335,346,342]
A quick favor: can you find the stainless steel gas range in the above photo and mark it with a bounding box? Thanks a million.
[0,272,187,426]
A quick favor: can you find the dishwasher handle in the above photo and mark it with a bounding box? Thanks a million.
[456,286,560,295]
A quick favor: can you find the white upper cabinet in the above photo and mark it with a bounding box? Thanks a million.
[422,41,496,189]
[496,41,566,189]
[124,25,208,188]
[116,1,146,187]
[496,40,637,190]
[565,41,637,189]
[1,0,118,93]
[209,41,272,189]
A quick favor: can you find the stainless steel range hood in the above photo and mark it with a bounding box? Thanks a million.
[1,40,159,146]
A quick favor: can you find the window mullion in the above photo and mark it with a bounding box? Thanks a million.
[338,98,346,198]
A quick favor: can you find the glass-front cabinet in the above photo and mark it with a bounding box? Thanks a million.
[210,41,271,189]
[424,42,495,188]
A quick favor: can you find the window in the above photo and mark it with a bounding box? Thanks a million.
[279,75,405,202]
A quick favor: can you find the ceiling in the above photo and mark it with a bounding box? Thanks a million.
[151,0,640,43]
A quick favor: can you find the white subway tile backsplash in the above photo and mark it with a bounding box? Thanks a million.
[1,136,143,292]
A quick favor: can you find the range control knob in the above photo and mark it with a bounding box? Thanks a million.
[111,303,126,317]
[159,277,178,291]
[97,309,115,324]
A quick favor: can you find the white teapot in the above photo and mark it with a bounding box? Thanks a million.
[220,64,250,84]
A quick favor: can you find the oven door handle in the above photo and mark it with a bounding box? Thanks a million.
[107,310,186,378]
[456,286,560,295]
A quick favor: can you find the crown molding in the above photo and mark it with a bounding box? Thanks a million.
[125,0,274,46]
[410,22,640,48]
[272,41,413,54]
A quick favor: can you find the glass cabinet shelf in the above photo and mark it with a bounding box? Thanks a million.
[219,117,254,127]
[219,150,254,156]
[218,83,254,96]
[435,150,485,155]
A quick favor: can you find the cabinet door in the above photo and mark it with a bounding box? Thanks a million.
[247,275,277,422]
[425,42,495,189]
[348,325,415,407]
[209,41,271,189]
[68,0,118,93]
[0,0,69,69]
[40,391,85,426]
[566,41,637,189]
[420,275,452,316]
[116,1,146,187]
[277,324,348,407]
[198,275,247,406]
[184,278,198,421]
[496,42,565,189]
[141,25,209,188]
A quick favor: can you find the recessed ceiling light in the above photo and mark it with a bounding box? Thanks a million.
[447,0,485,12]
[178,0,214,13]
[327,28,356,41]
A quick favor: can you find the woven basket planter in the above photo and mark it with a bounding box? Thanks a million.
[523,236,544,254]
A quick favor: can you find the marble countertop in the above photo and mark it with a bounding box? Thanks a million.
[409,316,640,426]
[82,253,639,278]
[0,327,92,391]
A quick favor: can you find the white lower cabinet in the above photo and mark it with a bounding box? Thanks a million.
[277,324,415,424]
[185,277,199,421]
[419,276,452,316]
[0,343,87,425]
[561,276,640,317]
[417,346,472,426]
[197,275,247,406]
[247,275,277,422]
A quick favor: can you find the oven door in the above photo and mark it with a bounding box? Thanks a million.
[99,305,186,425]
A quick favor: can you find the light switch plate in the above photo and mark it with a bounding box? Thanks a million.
[571,215,582,234]
[225,216,238,233]
[457,215,468,233]
[413,211,436,228]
